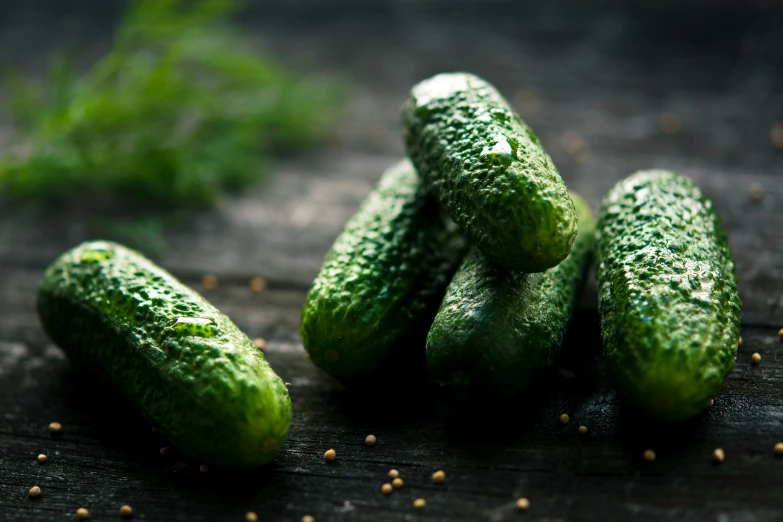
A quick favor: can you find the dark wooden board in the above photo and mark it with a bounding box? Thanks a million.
[2,1,783,521]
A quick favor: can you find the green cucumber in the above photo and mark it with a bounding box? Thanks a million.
[402,72,577,272]
[596,170,741,421]
[300,159,468,383]
[426,192,595,400]
[37,241,291,468]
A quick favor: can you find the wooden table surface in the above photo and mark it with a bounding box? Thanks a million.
[2,1,783,521]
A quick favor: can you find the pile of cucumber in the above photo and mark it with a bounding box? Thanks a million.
[302,72,741,423]
[36,72,740,469]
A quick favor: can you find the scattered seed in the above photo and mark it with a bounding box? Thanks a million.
[381,483,393,495]
[77,507,89,519]
[48,422,62,434]
[562,131,589,163]
[774,443,783,455]
[365,434,377,446]
[29,486,42,497]
[392,477,404,489]
[643,449,656,462]
[250,276,267,293]
[752,352,762,364]
[120,505,133,517]
[738,337,743,346]
[559,413,570,425]
[778,329,783,341]
[413,498,427,508]
[513,89,542,115]
[202,274,218,289]
[713,448,725,464]
[659,112,681,135]
[253,338,266,350]
[388,469,400,479]
[432,470,446,484]
[708,399,714,408]
[749,182,765,201]
[578,425,588,435]
[159,447,171,457]
[324,449,337,462]
[199,464,209,473]
[771,124,783,150]
[37,454,47,463]
[302,516,315,522]
[245,512,258,522]
[516,497,530,512]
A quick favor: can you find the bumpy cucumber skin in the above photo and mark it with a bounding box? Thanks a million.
[37,241,291,468]
[402,72,577,273]
[300,159,468,383]
[596,171,741,422]
[426,192,595,400]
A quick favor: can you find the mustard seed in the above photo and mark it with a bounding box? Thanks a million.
[514,89,542,115]
[578,425,588,435]
[37,454,47,463]
[559,413,570,425]
[381,483,393,495]
[778,329,783,341]
[738,337,743,346]
[29,486,41,497]
[771,124,783,150]
[749,182,765,201]
[324,449,337,462]
[432,470,445,484]
[775,442,783,455]
[413,498,427,508]
[708,399,714,408]
[388,469,399,479]
[245,512,258,522]
[516,497,530,512]
[250,277,267,293]
[302,516,315,522]
[752,353,761,364]
[365,434,377,446]
[643,449,656,462]
[253,338,266,350]
[659,112,680,135]
[77,507,89,519]
[713,448,725,464]
[120,505,133,517]
[159,447,171,456]
[392,477,403,489]
[48,422,62,434]
[202,274,218,289]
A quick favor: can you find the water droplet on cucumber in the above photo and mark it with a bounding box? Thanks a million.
[80,243,115,263]
[172,316,217,337]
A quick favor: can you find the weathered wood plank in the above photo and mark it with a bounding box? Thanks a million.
[3,268,783,521]
[2,152,780,327]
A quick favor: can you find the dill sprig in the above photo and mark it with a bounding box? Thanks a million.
[0,0,344,206]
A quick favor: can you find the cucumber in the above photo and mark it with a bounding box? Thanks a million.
[426,192,595,400]
[37,241,291,468]
[402,72,577,272]
[300,159,468,383]
[596,170,741,421]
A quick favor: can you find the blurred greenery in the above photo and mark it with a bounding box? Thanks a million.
[0,0,345,207]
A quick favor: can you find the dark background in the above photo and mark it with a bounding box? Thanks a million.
[2,1,783,521]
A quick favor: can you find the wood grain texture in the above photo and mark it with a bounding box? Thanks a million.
[2,1,783,521]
